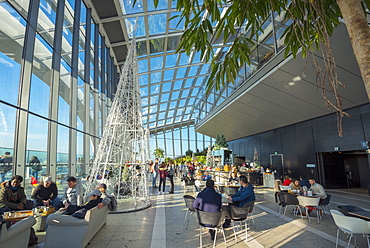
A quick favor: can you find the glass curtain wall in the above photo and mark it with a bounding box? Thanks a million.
[0,0,115,194]
[150,124,214,160]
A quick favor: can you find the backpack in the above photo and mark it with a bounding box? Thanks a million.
[107,195,117,212]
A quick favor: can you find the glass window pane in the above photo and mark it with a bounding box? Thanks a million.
[148,14,166,35]
[59,59,71,125]
[29,35,52,118]
[61,4,74,66]
[76,131,85,177]
[77,77,85,131]
[26,114,48,191]
[0,103,16,183]
[57,124,69,185]
[37,0,57,46]
[0,2,26,105]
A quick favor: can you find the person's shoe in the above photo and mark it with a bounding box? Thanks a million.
[158,191,162,195]
[169,191,174,194]
[153,186,158,189]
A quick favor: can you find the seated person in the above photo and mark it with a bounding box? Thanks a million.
[223,176,255,228]
[62,189,103,218]
[202,171,212,181]
[0,175,30,214]
[96,183,117,211]
[282,175,292,186]
[229,172,239,183]
[289,178,301,190]
[306,178,327,215]
[61,176,84,208]
[31,176,63,209]
[193,180,221,240]
[183,173,195,186]
[299,175,311,189]
[309,178,327,200]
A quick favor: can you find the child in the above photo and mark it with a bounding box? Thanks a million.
[62,189,102,219]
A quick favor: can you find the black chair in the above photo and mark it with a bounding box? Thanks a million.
[242,200,256,227]
[277,192,300,218]
[337,205,365,216]
[230,205,250,242]
[183,195,196,229]
[318,194,331,215]
[196,210,226,248]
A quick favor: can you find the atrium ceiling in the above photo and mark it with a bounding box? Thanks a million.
[85,0,220,135]
[85,0,369,141]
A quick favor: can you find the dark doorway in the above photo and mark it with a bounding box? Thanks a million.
[270,154,284,180]
[320,151,369,189]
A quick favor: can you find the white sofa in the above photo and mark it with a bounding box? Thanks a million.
[44,205,108,248]
[0,216,36,247]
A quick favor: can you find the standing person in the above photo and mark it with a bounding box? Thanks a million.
[29,156,41,182]
[61,176,84,209]
[31,176,62,209]
[158,162,168,195]
[0,152,13,183]
[223,175,255,228]
[193,180,222,240]
[168,164,175,194]
[0,175,28,214]
[150,159,159,188]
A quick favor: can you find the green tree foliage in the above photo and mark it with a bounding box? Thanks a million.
[214,133,228,150]
[153,148,165,158]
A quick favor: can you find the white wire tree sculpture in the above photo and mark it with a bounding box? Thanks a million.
[84,37,150,212]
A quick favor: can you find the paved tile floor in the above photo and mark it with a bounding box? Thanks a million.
[37,178,370,248]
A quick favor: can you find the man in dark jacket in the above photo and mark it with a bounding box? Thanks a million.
[0,175,28,214]
[193,180,222,240]
[31,176,62,209]
[299,176,311,189]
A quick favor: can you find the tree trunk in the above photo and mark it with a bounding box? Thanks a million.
[337,0,370,100]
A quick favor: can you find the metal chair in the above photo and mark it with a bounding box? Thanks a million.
[330,209,370,248]
[229,205,250,242]
[183,195,195,229]
[243,200,256,227]
[277,192,300,218]
[196,210,226,248]
[337,205,365,216]
[318,194,331,215]
[297,196,321,223]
